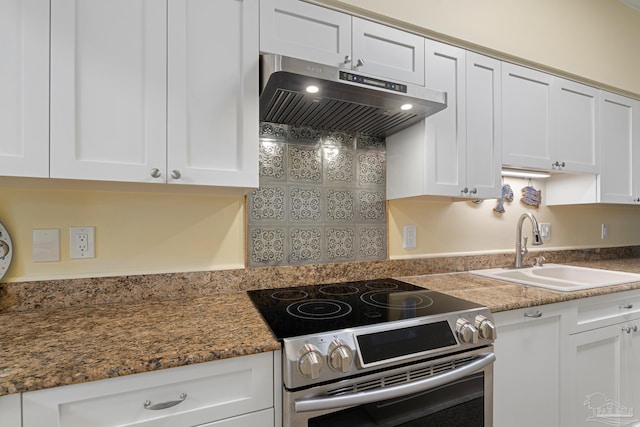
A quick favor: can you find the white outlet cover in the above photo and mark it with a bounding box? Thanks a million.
[540,223,551,240]
[33,229,60,262]
[70,226,95,259]
[403,225,417,249]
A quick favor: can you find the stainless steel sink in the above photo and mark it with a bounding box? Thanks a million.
[470,264,640,292]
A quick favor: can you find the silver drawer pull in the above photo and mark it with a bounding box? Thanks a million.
[524,310,543,318]
[622,325,638,334]
[144,393,187,410]
[619,304,634,309]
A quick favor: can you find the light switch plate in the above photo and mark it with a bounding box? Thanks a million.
[33,229,60,262]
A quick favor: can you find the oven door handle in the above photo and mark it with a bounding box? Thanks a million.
[294,352,495,413]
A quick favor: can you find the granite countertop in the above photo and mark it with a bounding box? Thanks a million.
[2,258,640,397]
[402,258,640,312]
[0,292,280,396]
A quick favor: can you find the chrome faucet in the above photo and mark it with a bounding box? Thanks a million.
[514,213,543,268]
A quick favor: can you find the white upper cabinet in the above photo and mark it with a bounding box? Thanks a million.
[465,51,502,199]
[167,0,258,187]
[599,91,640,204]
[50,0,167,183]
[50,0,258,188]
[351,17,424,85]
[260,0,424,85]
[387,42,501,200]
[421,40,467,197]
[501,62,554,170]
[259,0,351,68]
[503,62,600,174]
[551,78,599,173]
[0,0,49,178]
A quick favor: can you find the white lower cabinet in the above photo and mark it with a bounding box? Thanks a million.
[493,289,640,427]
[0,393,21,427]
[22,352,275,427]
[493,303,566,427]
[562,290,640,426]
[199,408,273,426]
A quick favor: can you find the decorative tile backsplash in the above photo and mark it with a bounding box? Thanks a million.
[248,123,387,267]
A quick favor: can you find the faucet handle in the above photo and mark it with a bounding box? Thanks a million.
[534,256,546,267]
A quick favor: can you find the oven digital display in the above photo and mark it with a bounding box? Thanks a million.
[356,321,457,365]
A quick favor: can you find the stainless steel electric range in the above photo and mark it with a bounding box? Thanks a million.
[248,278,497,427]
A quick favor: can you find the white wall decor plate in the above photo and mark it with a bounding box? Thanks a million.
[0,221,13,281]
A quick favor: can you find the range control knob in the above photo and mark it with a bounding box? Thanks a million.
[475,315,497,340]
[328,340,353,373]
[298,344,324,379]
[456,318,479,344]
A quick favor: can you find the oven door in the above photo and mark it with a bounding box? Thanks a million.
[283,346,494,427]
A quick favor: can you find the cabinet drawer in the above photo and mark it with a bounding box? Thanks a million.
[23,352,274,427]
[572,290,640,333]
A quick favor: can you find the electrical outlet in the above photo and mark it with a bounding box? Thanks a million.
[70,226,95,259]
[403,225,417,250]
[601,223,608,240]
[539,223,551,240]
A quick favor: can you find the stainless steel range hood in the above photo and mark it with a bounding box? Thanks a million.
[259,54,447,137]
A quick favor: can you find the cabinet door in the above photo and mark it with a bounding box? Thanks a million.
[551,78,599,173]
[352,18,424,85]
[493,306,563,427]
[501,63,554,170]
[167,0,258,187]
[599,91,638,204]
[50,0,167,183]
[0,0,49,178]
[259,0,351,68]
[565,325,626,426]
[423,39,467,197]
[0,394,21,427]
[627,322,640,424]
[465,52,501,199]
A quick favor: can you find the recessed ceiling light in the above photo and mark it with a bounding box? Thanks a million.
[400,103,413,111]
[306,85,319,94]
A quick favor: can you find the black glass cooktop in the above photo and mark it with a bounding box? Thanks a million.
[247,278,483,339]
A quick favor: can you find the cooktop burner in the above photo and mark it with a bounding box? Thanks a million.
[247,278,483,339]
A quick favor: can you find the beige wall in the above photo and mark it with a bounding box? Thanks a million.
[2,1,640,282]
[388,178,640,258]
[0,179,245,281]
[316,0,640,97]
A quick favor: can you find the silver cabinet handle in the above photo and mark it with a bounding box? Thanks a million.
[170,170,182,180]
[356,58,364,67]
[150,168,162,178]
[622,325,638,334]
[144,393,187,410]
[461,187,469,194]
[344,55,352,64]
[619,304,634,309]
[524,310,543,318]
[469,188,477,195]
